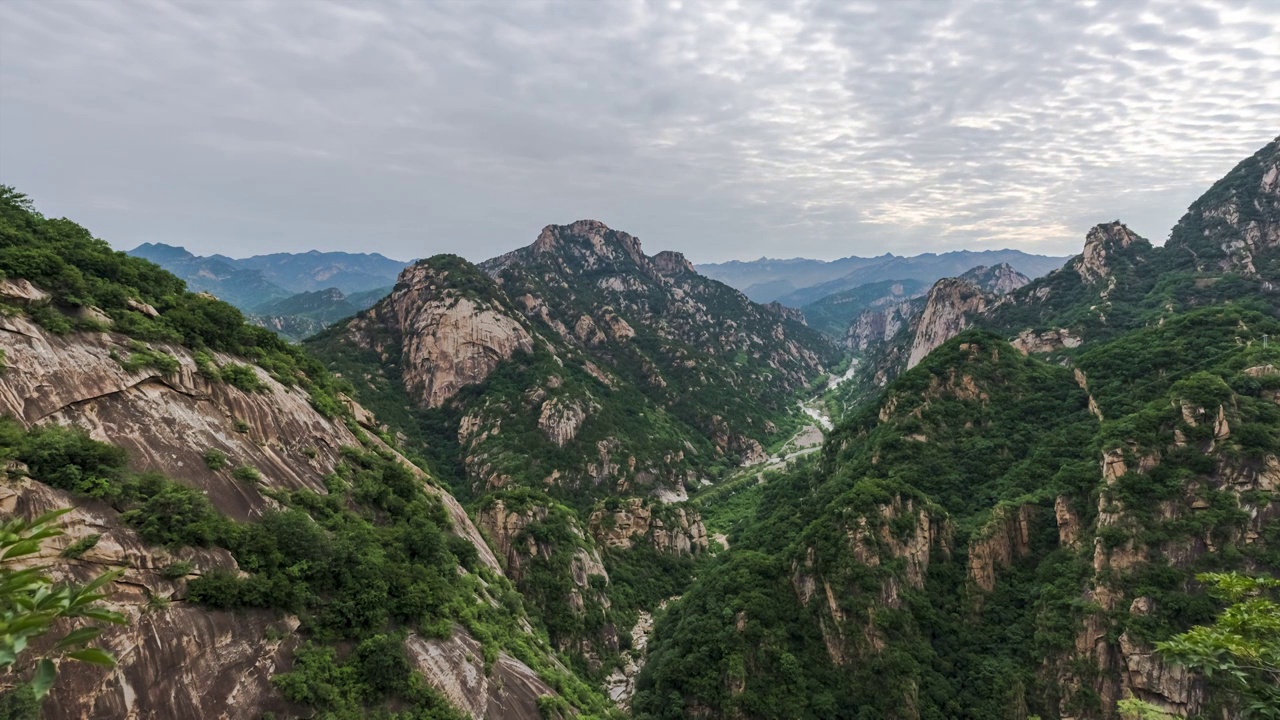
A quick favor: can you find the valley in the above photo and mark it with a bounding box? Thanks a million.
[1,135,1278,720]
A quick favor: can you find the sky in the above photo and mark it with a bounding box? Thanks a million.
[1,0,1277,264]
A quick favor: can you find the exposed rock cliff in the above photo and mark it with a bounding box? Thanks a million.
[1165,136,1280,278]
[906,279,991,369]
[0,312,584,718]
[958,262,1030,295]
[967,504,1034,593]
[844,298,917,352]
[587,498,709,555]
[345,261,535,408]
[1073,222,1148,292]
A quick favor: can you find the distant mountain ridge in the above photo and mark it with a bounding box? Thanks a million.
[698,249,1068,305]
[129,243,407,300]
[129,243,409,340]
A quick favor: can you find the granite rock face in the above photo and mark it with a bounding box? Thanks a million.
[906,279,991,370]
[347,262,535,408]
[0,312,574,717]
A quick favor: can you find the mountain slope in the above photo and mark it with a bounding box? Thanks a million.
[634,137,1280,720]
[307,220,841,680]
[697,249,1065,305]
[128,243,408,341]
[0,188,619,719]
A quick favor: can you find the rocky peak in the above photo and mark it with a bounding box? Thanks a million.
[764,300,807,325]
[487,220,649,276]
[651,250,696,276]
[1074,221,1148,287]
[348,257,534,409]
[959,262,1030,295]
[905,278,991,369]
[1166,135,1279,277]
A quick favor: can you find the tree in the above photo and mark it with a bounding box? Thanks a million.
[1,508,126,703]
[1155,572,1280,719]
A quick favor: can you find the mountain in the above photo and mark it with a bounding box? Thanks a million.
[233,249,408,295]
[248,286,389,342]
[771,250,1063,307]
[697,255,895,302]
[632,136,1280,720]
[127,244,408,340]
[0,190,621,719]
[307,219,841,674]
[799,278,930,338]
[798,263,1029,340]
[128,242,292,309]
[698,249,1067,305]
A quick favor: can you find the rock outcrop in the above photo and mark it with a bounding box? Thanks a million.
[1011,327,1083,355]
[1073,222,1148,295]
[845,298,917,352]
[588,498,709,555]
[967,504,1034,593]
[906,279,991,369]
[407,628,557,720]
[792,496,951,667]
[347,262,535,408]
[959,263,1031,295]
[537,396,592,447]
[0,313,570,717]
[1,477,303,720]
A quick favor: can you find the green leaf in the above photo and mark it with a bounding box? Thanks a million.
[65,647,116,667]
[31,658,56,698]
[55,626,103,649]
[2,538,42,560]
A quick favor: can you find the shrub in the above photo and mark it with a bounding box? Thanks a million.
[203,448,228,470]
[162,561,194,579]
[59,533,101,559]
[231,465,261,483]
[220,363,266,393]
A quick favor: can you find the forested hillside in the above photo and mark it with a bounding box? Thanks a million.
[634,137,1280,719]
[0,186,621,719]
[306,219,841,682]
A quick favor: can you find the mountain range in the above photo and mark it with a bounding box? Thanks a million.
[0,135,1276,720]
[698,249,1069,305]
[127,243,406,340]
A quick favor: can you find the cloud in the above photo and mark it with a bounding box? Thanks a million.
[0,0,1276,262]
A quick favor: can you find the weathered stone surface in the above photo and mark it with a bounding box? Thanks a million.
[906,278,991,369]
[1074,222,1145,293]
[2,478,304,720]
[537,396,591,447]
[126,298,161,318]
[407,626,558,720]
[588,497,708,555]
[845,298,918,352]
[346,262,535,408]
[958,263,1030,295]
[0,277,51,304]
[968,504,1033,593]
[1011,327,1083,355]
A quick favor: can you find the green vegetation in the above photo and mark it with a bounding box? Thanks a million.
[1156,573,1280,718]
[1,509,126,705]
[799,278,927,338]
[219,362,266,393]
[0,185,354,412]
[1,417,619,717]
[202,448,228,470]
[58,534,100,559]
[230,465,261,483]
[638,311,1280,718]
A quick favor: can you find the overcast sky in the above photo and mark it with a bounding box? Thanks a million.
[1,0,1277,264]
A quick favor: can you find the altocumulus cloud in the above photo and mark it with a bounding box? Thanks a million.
[0,0,1277,262]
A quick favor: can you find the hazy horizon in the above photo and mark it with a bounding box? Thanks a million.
[2,0,1277,264]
